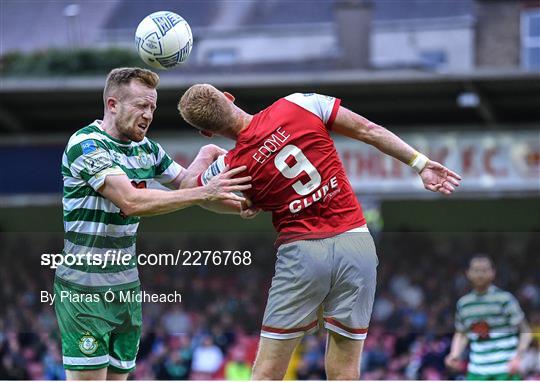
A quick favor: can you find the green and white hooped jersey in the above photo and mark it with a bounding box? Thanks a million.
[59,120,182,291]
[455,285,524,376]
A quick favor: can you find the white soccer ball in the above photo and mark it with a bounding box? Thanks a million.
[135,11,193,70]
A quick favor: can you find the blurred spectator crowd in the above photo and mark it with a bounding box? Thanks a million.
[0,231,539,380]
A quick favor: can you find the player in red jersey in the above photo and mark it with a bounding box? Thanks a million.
[178,84,461,379]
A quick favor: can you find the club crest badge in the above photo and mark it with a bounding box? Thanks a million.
[79,333,98,355]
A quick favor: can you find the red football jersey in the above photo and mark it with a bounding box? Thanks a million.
[225,93,366,244]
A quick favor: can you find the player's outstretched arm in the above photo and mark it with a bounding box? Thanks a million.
[159,144,252,215]
[508,319,533,373]
[199,198,261,219]
[170,144,227,189]
[199,179,261,218]
[168,145,260,216]
[98,167,251,217]
[332,106,461,195]
[444,331,468,371]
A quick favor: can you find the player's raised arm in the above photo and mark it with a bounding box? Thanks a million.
[98,167,251,217]
[168,144,228,189]
[195,156,261,217]
[332,106,462,195]
[166,145,256,216]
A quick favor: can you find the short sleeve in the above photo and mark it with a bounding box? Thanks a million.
[153,142,184,185]
[65,138,125,191]
[455,306,466,332]
[504,294,525,326]
[284,93,341,129]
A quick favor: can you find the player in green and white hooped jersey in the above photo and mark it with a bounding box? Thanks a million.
[57,67,253,381]
[445,255,532,380]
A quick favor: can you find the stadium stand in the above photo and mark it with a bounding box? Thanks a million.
[0,232,538,379]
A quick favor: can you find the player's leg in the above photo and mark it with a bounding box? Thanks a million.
[322,229,378,379]
[106,370,130,380]
[325,331,365,379]
[252,336,302,379]
[54,281,113,380]
[66,368,108,380]
[253,240,332,379]
[107,286,142,379]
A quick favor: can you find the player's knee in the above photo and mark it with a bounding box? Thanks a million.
[252,360,287,380]
[107,370,130,381]
[251,369,279,380]
[252,368,283,380]
[326,365,359,380]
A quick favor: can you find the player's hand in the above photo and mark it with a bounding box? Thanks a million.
[508,355,521,374]
[203,166,251,203]
[420,160,462,195]
[444,354,461,371]
[240,198,261,219]
[199,144,227,161]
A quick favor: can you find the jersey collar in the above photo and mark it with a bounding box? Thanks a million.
[92,120,133,146]
[473,284,497,296]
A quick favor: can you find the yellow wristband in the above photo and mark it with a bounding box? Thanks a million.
[408,151,419,166]
[409,152,429,173]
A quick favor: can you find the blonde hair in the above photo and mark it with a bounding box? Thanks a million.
[178,84,236,133]
[103,67,159,104]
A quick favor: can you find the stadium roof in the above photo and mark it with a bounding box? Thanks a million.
[1,68,538,134]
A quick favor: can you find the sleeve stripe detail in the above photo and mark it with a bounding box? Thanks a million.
[155,156,173,176]
[326,98,341,130]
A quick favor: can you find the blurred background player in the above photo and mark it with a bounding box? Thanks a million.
[178,84,462,379]
[57,68,250,380]
[445,255,533,380]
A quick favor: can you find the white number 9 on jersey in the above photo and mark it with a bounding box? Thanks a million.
[274,145,321,196]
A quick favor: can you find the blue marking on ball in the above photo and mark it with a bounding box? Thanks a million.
[156,51,181,68]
